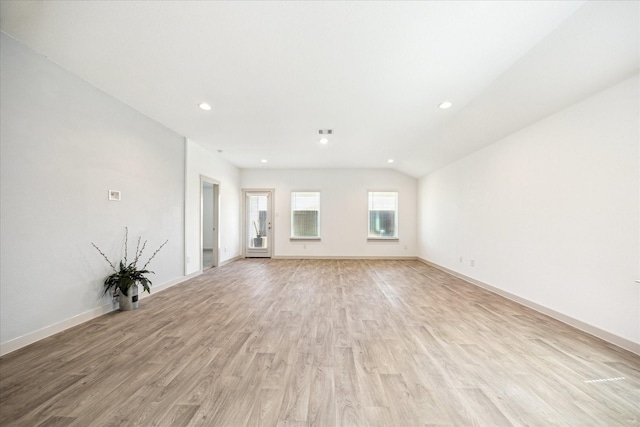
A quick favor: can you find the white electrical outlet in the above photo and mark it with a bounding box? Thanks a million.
[470,259,475,267]
[186,256,191,263]
[459,256,463,263]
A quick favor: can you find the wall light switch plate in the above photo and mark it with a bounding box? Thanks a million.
[108,190,121,201]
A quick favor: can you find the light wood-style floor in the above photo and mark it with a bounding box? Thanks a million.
[1,259,638,426]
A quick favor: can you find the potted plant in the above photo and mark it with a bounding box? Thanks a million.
[92,227,168,311]
[253,220,265,248]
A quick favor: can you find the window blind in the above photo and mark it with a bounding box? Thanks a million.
[291,192,320,238]
[368,191,398,238]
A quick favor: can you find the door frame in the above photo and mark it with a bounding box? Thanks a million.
[243,189,274,258]
[200,175,220,270]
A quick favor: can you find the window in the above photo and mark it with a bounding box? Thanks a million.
[368,191,398,239]
[291,191,320,238]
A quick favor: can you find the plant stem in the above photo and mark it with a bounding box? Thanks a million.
[142,239,168,270]
[123,227,129,265]
[136,240,147,267]
[91,243,118,273]
[133,236,142,267]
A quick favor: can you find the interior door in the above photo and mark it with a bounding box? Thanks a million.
[244,190,273,258]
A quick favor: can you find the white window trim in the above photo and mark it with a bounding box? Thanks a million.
[367,237,400,242]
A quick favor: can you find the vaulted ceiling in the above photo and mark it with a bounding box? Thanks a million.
[1,1,637,177]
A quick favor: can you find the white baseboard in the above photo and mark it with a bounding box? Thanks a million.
[219,255,242,266]
[144,270,201,295]
[0,304,115,357]
[199,255,242,273]
[418,258,640,356]
[272,255,418,260]
[0,270,202,357]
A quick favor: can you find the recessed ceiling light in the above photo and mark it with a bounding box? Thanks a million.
[198,102,212,111]
[261,159,268,163]
[319,138,329,144]
[438,101,453,109]
[388,159,395,164]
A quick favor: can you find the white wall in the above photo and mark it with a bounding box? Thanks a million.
[185,140,241,274]
[0,34,185,347]
[240,169,417,258]
[418,75,639,346]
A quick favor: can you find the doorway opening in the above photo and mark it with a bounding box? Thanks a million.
[201,176,220,270]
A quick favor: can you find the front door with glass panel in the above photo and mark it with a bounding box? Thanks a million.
[244,190,273,258]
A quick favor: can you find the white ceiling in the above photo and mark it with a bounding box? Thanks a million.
[1,1,637,178]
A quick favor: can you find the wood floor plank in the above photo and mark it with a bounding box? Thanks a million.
[458,387,513,426]
[335,346,366,426]
[379,373,421,426]
[160,404,201,427]
[245,387,285,427]
[362,406,393,427]
[307,366,335,427]
[1,374,86,424]
[186,375,242,426]
[277,352,313,424]
[1,259,638,426]
[34,416,77,427]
